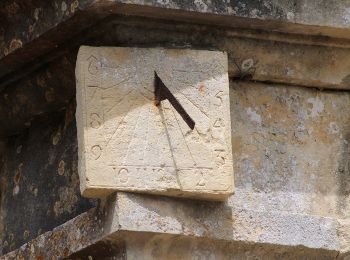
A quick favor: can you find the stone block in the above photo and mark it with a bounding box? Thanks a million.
[75,46,233,200]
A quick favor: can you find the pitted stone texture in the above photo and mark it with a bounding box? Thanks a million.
[230,81,350,219]
[116,193,339,252]
[75,46,233,200]
[125,233,338,260]
[3,192,344,259]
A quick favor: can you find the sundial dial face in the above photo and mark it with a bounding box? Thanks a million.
[76,46,233,200]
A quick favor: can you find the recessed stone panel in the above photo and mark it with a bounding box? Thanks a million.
[75,46,233,200]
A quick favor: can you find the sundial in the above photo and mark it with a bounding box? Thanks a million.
[75,46,233,200]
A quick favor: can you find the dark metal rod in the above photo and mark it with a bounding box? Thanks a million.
[154,71,195,130]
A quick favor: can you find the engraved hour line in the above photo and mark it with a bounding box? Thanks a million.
[104,91,135,147]
[158,103,183,189]
[141,102,151,163]
[171,84,210,119]
[173,69,202,73]
[121,96,144,166]
[105,89,133,113]
[178,90,210,118]
[138,93,168,167]
[101,76,133,90]
[138,90,153,102]
[169,102,197,167]
[87,76,132,90]
[108,165,213,169]
[87,86,98,100]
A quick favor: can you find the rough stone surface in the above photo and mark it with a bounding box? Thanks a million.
[4,0,350,88]
[0,52,77,136]
[116,193,339,251]
[2,207,107,259]
[124,233,338,260]
[112,0,350,33]
[76,46,233,200]
[2,79,350,257]
[94,17,350,90]
[0,0,101,81]
[3,1,350,258]
[0,103,96,255]
[230,81,350,219]
[1,192,345,259]
[4,16,350,137]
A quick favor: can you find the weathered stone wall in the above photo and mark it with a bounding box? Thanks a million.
[0,103,96,254]
[3,80,350,258]
[1,2,350,259]
[231,82,350,219]
[123,233,337,259]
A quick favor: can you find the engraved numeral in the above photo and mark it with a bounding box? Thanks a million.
[118,168,129,184]
[214,91,224,106]
[91,145,102,160]
[90,113,102,129]
[87,55,100,75]
[213,118,225,128]
[196,171,206,187]
[214,149,226,165]
[87,85,99,100]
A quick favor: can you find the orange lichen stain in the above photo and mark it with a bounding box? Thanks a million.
[63,247,69,257]
[23,230,30,240]
[164,48,188,57]
[70,0,79,13]
[58,160,65,176]
[52,129,61,145]
[79,235,87,243]
[14,163,23,184]
[29,185,39,196]
[36,255,44,260]
[0,175,7,192]
[5,2,19,15]
[53,201,61,217]
[28,24,34,34]
[9,39,23,52]
[198,84,205,95]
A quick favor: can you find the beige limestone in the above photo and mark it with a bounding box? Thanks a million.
[75,46,233,200]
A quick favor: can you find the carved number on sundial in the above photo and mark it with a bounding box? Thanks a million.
[214,91,224,106]
[90,113,102,129]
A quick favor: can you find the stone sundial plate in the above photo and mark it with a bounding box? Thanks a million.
[75,46,233,201]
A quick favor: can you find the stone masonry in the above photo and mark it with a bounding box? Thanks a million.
[1,1,350,259]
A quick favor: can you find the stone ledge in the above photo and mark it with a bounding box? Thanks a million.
[3,192,350,258]
[3,0,350,86]
[116,193,339,251]
[104,0,350,40]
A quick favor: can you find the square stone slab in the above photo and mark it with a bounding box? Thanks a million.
[75,46,233,200]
